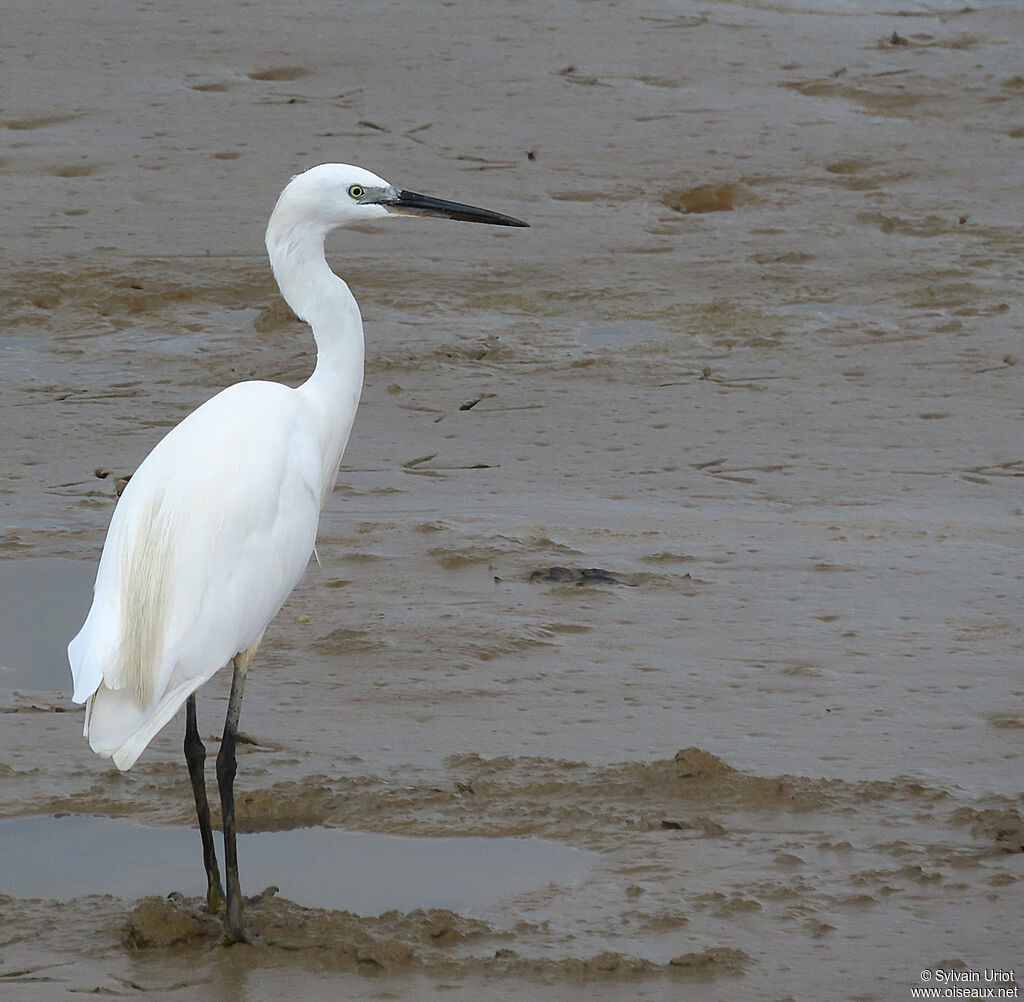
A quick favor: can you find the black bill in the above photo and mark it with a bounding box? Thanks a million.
[386,189,529,227]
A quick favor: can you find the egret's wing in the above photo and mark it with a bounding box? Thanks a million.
[69,381,324,768]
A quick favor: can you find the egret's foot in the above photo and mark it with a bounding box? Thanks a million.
[245,885,279,906]
[220,925,251,947]
[207,881,227,916]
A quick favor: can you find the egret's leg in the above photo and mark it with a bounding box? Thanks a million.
[216,638,260,944]
[184,694,225,915]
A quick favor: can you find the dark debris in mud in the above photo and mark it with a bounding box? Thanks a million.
[528,566,627,586]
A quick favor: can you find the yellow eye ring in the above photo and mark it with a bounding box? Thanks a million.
[348,184,365,199]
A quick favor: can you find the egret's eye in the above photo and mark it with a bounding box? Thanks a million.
[347,184,365,200]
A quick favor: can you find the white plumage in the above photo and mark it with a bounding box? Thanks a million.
[70,380,327,768]
[66,163,526,941]
[69,165,375,769]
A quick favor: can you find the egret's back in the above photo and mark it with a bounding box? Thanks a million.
[69,380,326,769]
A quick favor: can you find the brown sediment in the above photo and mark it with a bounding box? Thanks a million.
[2,749,1022,996]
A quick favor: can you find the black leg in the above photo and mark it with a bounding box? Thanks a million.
[216,650,253,944]
[184,693,225,915]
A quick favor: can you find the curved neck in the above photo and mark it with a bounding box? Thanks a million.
[265,218,365,396]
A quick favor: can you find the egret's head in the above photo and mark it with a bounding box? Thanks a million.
[270,162,528,237]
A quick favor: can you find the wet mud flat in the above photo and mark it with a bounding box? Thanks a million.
[2,0,1023,998]
[1,751,1022,1000]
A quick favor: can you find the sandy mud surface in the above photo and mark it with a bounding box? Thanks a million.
[1,0,1022,998]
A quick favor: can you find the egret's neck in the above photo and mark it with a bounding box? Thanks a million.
[265,216,365,498]
[265,219,365,399]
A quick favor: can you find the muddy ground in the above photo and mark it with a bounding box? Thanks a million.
[1,0,1022,998]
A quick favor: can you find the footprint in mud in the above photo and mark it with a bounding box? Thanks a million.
[47,164,97,177]
[188,81,232,92]
[247,67,310,82]
[4,112,81,130]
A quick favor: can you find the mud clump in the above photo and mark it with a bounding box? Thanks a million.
[123,895,501,973]
[586,950,625,972]
[528,566,625,586]
[246,897,371,955]
[673,748,736,779]
[422,913,489,944]
[668,946,748,976]
[356,938,415,971]
[661,184,740,214]
[953,807,1024,854]
[116,893,700,981]
[659,815,727,836]
[512,951,665,979]
[125,896,220,948]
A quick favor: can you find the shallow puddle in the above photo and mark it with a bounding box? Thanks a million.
[0,557,94,692]
[0,814,592,914]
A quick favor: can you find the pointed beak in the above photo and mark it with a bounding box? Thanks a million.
[385,188,529,227]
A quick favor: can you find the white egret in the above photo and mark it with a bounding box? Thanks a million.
[68,163,528,943]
